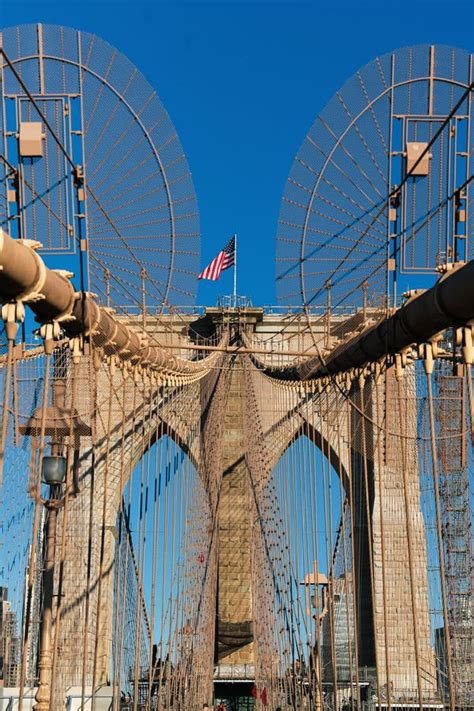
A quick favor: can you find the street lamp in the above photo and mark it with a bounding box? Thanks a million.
[42,455,67,485]
[20,362,91,711]
[34,452,67,711]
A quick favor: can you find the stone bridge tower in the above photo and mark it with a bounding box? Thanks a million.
[50,306,436,706]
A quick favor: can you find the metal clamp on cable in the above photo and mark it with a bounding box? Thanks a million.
[1,300,25,342]
[39,321,62,355]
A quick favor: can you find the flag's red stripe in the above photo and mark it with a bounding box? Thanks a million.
[198,237,236,280]
[198,250,226,280]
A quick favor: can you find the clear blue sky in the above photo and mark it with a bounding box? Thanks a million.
[1,0,472,306]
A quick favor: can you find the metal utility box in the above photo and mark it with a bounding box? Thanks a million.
[406,141,430,176]
[19,122,44,157]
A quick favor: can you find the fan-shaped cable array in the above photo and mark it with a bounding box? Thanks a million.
[276,45,473,318]
[0,23,200,311]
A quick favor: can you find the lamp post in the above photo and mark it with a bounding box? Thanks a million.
[34,454,67,711]
[301,568,329,711]
[20,349,91,710]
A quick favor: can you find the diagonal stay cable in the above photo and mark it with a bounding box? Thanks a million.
[277,82,474,306]
[277,81,473,298]
[270,84,474,354]
[1,46,194,329]
[0,48,76,170]
[301,81,474,309]
[0,155,71,234]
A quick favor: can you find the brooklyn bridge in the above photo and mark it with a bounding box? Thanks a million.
[0,24,472,711]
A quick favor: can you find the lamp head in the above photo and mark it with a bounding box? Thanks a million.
[42,455,67,486]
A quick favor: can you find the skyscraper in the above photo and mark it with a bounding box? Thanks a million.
[0,587,20,687]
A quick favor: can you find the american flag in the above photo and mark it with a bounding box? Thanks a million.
[198,236,236,281]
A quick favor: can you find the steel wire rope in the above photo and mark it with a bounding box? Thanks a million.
[328,388,350,708]
[352,378,369,705]
[86,186,197,309]
[395,374,425,709]
[425,368,456,710]
[164,440,183,708]
[298,405,318,707]
[280,382,305,707]
[87,247,223,354]
[243,364,298,699]
[285,387,313,707]
[120,413,146,706]
[319,382,342,709]
[289,396,304,692]
[259,349,474,446]
[358,376,383,706]
[262,414,285,703]
[290,153,473,357]
[372,366,393,711]
[173,433,190,706]
[0,154,72,236]
[131,381,154,711]
[0,334,15,486]
[267,83,474,352]
[283,390,297,708]
[120,500,149,701]
[156,423,171,708]
[181,370,224,704]
[179,442,193,705]
[17,350,51,711]
[273,386,297,705]
[268,395,285,708]
[79,366,99,711]
[170,430,191,707]
[90,367,115,711]
[184,381,221,706]
[23,356,59,702]
[111,378,128,710]
[146,387,165,708]
[331,385,358,709]
[0,48,76,170]
[174,442,189,706]
[280,78,474,305]
[3,38,200,309]
[271,382,284,704]
[108,371,139,705]
[262,354,468,695]
[0,45,204,347]
[111,515,125,700]
[303,383,325,706]
[49,351,79,708]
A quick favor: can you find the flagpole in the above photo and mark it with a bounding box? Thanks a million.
[233,233,237,308]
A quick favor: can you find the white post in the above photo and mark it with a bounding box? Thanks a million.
[233,233,237,307]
